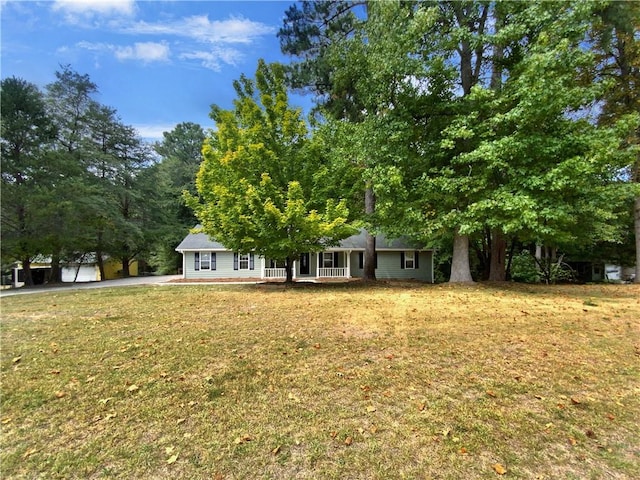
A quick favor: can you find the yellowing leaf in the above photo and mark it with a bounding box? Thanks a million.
[271,445,281,455]
[22,448,37,459]
[234,434,252,445]
[166,453,179,464]
[366,405,376,413]
[493,463,507,475]
[344,436,353,446]
[127,384,139,392]
[55,391,66,398]
[12,356,22,364]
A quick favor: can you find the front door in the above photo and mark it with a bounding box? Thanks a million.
[300,253,310,275]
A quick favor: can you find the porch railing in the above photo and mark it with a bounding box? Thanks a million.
[263,268,287,278]
[318,267,347,278]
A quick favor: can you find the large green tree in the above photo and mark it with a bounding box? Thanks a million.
[186,60,355,283]
[279,1,383,281]
[590,0,640,281]
[151,122,206,274]
[0,77,57,285]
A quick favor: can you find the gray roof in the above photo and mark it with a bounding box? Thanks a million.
[175,229,228,251]
[333,229,425,251]
[176,227,427,252]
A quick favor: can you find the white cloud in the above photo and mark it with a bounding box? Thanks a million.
[77,41,170,64]
[179,47,243,71]
[124,15,274,44]
[52,0,135,23]
[132,123,179,141]
[115,42,170,63]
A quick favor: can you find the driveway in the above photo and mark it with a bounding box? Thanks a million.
[0,275,182,297]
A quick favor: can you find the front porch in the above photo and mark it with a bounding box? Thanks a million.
[261,252,351,280]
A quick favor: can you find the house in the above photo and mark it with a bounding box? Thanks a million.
[175,228,434,282]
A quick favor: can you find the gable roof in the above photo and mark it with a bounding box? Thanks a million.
[175,229,228,252]
[175,227,428,252]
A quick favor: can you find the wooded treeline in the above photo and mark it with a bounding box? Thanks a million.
[1,67,205,285]
[276,0,639,283]
[2,0,638,285]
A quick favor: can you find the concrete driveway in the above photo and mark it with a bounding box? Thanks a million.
[0,275,182,297]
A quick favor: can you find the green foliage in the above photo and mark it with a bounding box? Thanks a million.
[510,252,541,284]
[149,122,206,273]
[186,60,356,280]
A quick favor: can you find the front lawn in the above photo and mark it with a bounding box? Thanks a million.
[1,282,638,479]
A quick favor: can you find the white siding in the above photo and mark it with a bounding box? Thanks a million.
[349,251,433,282]
[184,251,260,279]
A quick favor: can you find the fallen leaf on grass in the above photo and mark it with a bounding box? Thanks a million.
[493,463,507,475]
[570,397,581,405]
[568,437,577,446]
[166,453,179,464]
[459,447,468,454]
[344,436,353,446]
[54,391,66,399]
[22,448,37,459]
[234,435,252,445]
[366,405,377,413]
[486,390,497,398]
[271,445,281,455]
[12,356,22,364]
[127,384,139,392]
[606,413,615,421]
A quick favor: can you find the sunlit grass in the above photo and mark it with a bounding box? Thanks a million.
[1,282,639,479]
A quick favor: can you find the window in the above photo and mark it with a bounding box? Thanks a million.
[401,251,419,270]
[234,252,255,270]
[404,251,415,269]
[322,252,334,268]
[194,252,216,271]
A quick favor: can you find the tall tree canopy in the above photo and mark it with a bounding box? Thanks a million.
[186,60,355,283]
[151,122,206,273]
[1,77,57,285]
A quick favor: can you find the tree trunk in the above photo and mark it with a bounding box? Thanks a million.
[96,251,106,281]
[449,231,474,283]
[363,186,377,281]
[48,252,62,284]
[122,258,131,278]
[22,257,34,286]
[635,195,640,283]
[285,256,294,284]
[488,229,507,281]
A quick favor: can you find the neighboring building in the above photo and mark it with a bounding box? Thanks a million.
[175,228,434,282]
[11,256,139,287]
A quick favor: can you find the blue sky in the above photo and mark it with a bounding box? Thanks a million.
[1,0,310,141]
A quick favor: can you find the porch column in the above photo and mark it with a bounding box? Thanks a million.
[293,259,297,280]
[260,257,265,279]
[182,253,186,279]
[316,252,320,279]
[346,250,351,278]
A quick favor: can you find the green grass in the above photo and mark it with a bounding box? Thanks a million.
[1,282,639,479]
